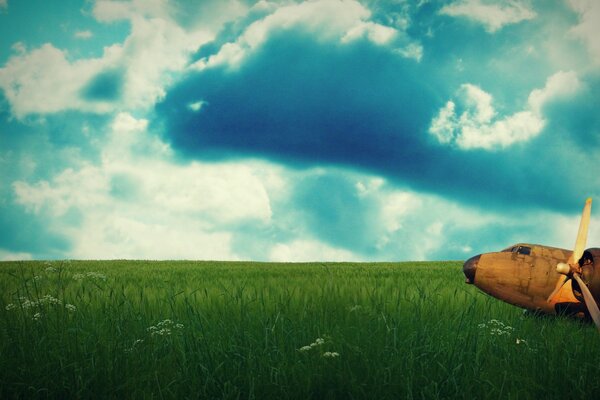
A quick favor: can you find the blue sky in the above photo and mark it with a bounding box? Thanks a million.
[1,0,599,261]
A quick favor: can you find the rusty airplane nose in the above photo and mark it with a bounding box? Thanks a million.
[463,255,480,284]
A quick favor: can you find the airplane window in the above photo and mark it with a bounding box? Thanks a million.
[517,246,531,255]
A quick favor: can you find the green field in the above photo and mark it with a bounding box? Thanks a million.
[1,260,599,399]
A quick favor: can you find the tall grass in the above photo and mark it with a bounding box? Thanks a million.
[1,260,599,399]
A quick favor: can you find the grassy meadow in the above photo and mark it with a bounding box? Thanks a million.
[1,260,600,399]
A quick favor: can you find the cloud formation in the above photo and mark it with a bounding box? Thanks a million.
[12,113,275,259]
[155,14,597,212]
[429,71,581,150]
[191,0,420,71]
[1,0,599,261]
[439,0,536,32]
[567,0,600,65]
[14,111,590,261]
[0,6,210,118]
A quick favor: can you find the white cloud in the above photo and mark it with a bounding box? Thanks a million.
[341,21,398,45]
[567,0,600,65]
[0,44,111,117]
[191,0,419,70]
[93,0,171,22]
[12,113,275,260]
[527,70,582,114]
[429,71,581,150]
[74,30,93,39]
[11,41,26,54]
[0,5,211,118]
[440,0,536,33]
[269,240,361,262]
[187,100,207,112]
[0,249,33,261]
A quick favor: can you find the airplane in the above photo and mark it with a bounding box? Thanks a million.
[463,198,600,331]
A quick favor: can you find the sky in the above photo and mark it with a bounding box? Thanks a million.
[0,0,599,262]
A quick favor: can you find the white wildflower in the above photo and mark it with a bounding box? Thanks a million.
[33,275,43,281]
[322,352,340,358]
[148,327,172,336]
[33,312,42,321]
[300,337,328,351]
[73,272,107,281]
[479,319,514,336]
[65,304,77,312]
[20,297,36,309]
[125,338,145,353]
[5,303,16,311]
[147,319,183,337]
[40,294,62,306]
[86,272,107,281]
[45,266,57,273]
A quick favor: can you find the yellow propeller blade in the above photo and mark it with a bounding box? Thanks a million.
[569,198,592,265]
[573,273,600,332]
[546,274,568,303]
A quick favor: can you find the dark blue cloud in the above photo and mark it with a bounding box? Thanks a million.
[154,24,598,214]
[81,69,124,101]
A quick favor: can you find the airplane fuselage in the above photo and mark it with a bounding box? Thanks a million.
[464,244,600,315]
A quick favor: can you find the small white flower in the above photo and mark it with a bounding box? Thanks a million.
[147,319,182,337]
[20,298,36,309]
[65,304,77,312]
[5,303,16,311]
[86,272,107,281]
[125,338,145,353]
[40,295,62,306]
[73,273,84,281]
[33,275,43,281]
[299,346,312,352]
[322,352,340,358]
[45,266,57,273]
[33,312,42,321]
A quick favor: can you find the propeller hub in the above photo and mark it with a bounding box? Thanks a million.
[556,262,570,275]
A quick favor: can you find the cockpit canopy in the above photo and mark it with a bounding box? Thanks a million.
[501,244,532,255]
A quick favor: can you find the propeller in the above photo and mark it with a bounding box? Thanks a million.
[546,198,600,331]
